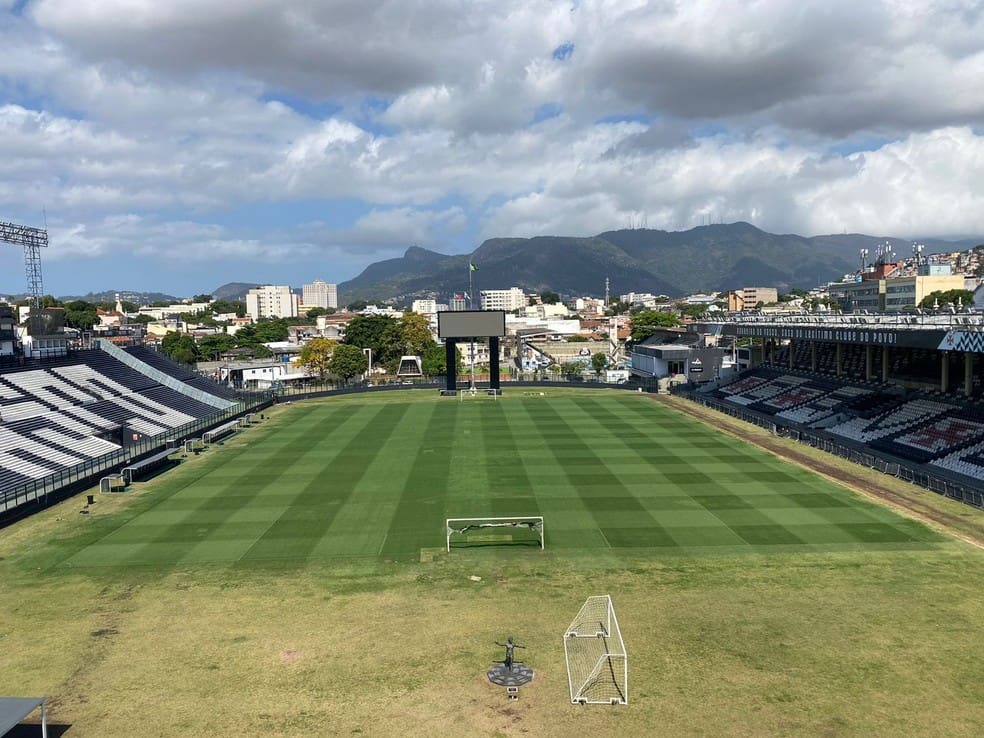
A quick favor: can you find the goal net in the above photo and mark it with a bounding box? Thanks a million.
[564,595,628,705]
[445,516,544,551]
[458,387,498,401]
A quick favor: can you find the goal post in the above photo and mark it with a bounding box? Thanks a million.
[445,516,544,551]
[564,595,628,705]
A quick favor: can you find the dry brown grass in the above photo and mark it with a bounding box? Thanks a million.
[2,396,984,736]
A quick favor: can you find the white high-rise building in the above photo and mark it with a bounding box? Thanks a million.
[411,299,438,314]
[246,285,299,319]
[302,280,338,309]
[480,287,527,311]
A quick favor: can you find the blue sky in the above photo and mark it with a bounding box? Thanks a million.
[2,1,984,299]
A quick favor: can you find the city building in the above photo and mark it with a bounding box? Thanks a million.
[480,287,526,311]
[411,299,438,315]
[246,285,299,319]
[726,287,778,312]
[449,293,468,311]
[832,263,966,312]
[136,301,211,321]
[302,280,338,310]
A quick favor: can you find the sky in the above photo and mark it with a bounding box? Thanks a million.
[2,0,984,298]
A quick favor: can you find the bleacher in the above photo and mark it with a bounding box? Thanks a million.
[0,348,238,494]
[709,360,984,481]
[124,346,240,401]
[828,398,956,444]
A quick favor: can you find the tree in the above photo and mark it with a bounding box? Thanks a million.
[919,289,975,309]
[197,333,237,361]
[161,331,198,364]
[567,335,588,342]
[630,310,679,342]
[329,343,369,380]
[540,290,560,305]
[343,313,398,362]
[421,343,463,376]
[591,352,608,376]
[561,360,587,376]
[299,338,338,380]
[346,300,369,312]
[306,307,328,320]
[680,303,710,319]
[191,294,213,303]
[209,299,246,317]
[63,300,99,330]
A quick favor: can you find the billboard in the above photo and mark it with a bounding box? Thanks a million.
[438,310,506,339]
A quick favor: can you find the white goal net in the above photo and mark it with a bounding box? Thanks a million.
[445,516,544,551]
[564,595,628,705]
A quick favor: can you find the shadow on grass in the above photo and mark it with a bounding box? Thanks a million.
[5,724,71,737]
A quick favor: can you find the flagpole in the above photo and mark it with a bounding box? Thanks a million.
[469,261,476,392]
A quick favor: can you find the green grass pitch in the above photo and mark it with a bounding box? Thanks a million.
[62,391,939,568]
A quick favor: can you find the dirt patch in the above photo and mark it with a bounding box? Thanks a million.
[279,649,302,664]
[89,628,118,638]
[656,395,984,549]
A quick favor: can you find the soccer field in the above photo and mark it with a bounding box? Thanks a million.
[5,389,984,737]
[63,390,939,569]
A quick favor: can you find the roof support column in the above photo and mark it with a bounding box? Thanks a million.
[811,342,817,372]
[882,346,889,383]
[865,345,873,382]
[788,340,794,369]
[941,352,950,393]
[836,343,842,377]
[966,352,974,397]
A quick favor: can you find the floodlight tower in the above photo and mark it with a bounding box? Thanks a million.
[912,242,924,267]
[1,219,49,332]
[859,248,868,272]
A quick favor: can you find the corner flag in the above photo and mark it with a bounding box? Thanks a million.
[469,262,478,272]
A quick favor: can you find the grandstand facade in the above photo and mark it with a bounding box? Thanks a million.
[679,313,984,508]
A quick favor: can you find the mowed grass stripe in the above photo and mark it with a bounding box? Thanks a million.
[60,392,942,567]
[310,402,438,559]
[240,402,413,562]
[164,403,371,565]
[572,395,892,548]
[521,397,674,548]
[379,401,458,558]
[478,402,538,518]
[66,403,362,567]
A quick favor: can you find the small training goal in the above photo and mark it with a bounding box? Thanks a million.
[564,595,628,705]
[445,516,544,551]
[458,387,498,401]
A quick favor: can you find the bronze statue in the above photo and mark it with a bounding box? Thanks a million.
[495,637,525,672]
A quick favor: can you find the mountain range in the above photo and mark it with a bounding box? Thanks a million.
[336,222,984,304]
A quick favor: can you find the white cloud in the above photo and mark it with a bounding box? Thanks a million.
[3,0,984,296]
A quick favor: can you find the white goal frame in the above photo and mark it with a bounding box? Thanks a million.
[458,387,498,401]
[564,594,628,705]
[445,516,544,551]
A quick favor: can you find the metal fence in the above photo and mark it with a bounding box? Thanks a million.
[672,388,984,510]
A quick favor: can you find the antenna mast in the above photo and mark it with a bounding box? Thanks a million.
[1,219,49,333]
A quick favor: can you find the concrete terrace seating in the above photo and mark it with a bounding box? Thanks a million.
[775,385,873,426]
[0,348,238,494]
[931,439,984,479]
[124,346,240,401]
[828,398,957,444]
[871,414,984,465]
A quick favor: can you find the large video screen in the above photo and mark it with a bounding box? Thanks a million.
[438,310,506,338]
